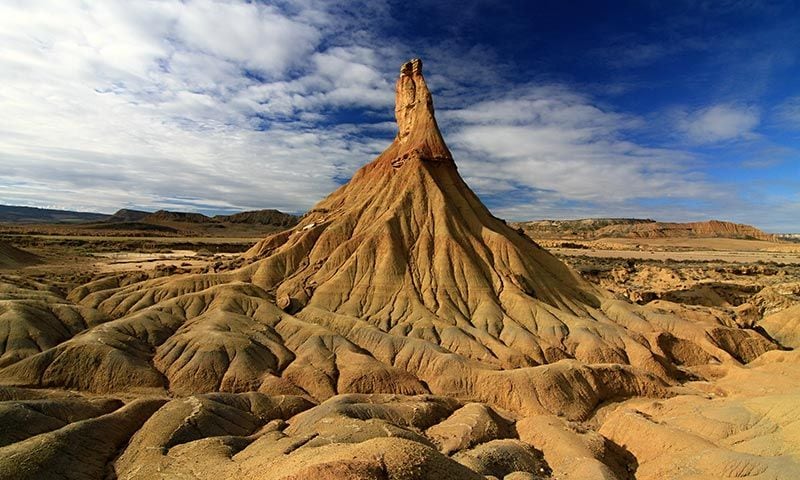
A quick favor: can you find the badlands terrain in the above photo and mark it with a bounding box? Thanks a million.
[1,60,799,479]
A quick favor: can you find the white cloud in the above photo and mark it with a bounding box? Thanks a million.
[440,87,712,219]
[0,0,782,232]
[0,0,395,214]
[677,104,760,144]
[170,1,320,76]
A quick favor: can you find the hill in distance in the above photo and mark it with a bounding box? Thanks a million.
[0,204,109,223]
[102,208,301,228]
[94,209,299,237]
[3,204,774,244]
[0,59,797,479]
[215,209,299,227]
[104,208,150,223]
[515,217,777,241]
[138,209,218,224]
[0,205,299,229]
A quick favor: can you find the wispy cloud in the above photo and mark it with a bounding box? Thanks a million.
[590,36,710,69]
[774,96,800,129]
[439,86,711,219]
[675,104,760,144]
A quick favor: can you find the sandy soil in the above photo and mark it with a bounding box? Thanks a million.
[537,237,800,264]
[93,250,238,272]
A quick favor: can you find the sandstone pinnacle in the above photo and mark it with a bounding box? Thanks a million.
[391,58,452,168]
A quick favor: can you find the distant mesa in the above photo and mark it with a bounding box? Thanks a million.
[141,209,216,224]
[515,218,776,241]
[104,208,300,228]
[105,208,150,223]
[0,206,775,242]
[214,209,298,227]
[0,205,299,232]
[0,204,108,224]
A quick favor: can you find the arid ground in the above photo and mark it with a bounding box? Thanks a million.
[1,60,799,480]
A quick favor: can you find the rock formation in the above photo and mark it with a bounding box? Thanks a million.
[0,59,795,479]
[214,209,298,227]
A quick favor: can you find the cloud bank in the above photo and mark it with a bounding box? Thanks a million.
[0,0,395,213]
[0,0,797,231]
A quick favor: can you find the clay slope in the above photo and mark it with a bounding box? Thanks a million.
[3,352,799,480]
[0,276,110,368]
[0,241,39,269]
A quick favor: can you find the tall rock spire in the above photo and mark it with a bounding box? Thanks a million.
[389,59,452,168]
[244,58,604,328]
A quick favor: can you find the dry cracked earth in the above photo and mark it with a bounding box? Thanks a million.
[0,60,798,480]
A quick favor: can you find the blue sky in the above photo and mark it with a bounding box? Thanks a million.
[0,0,798,231]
